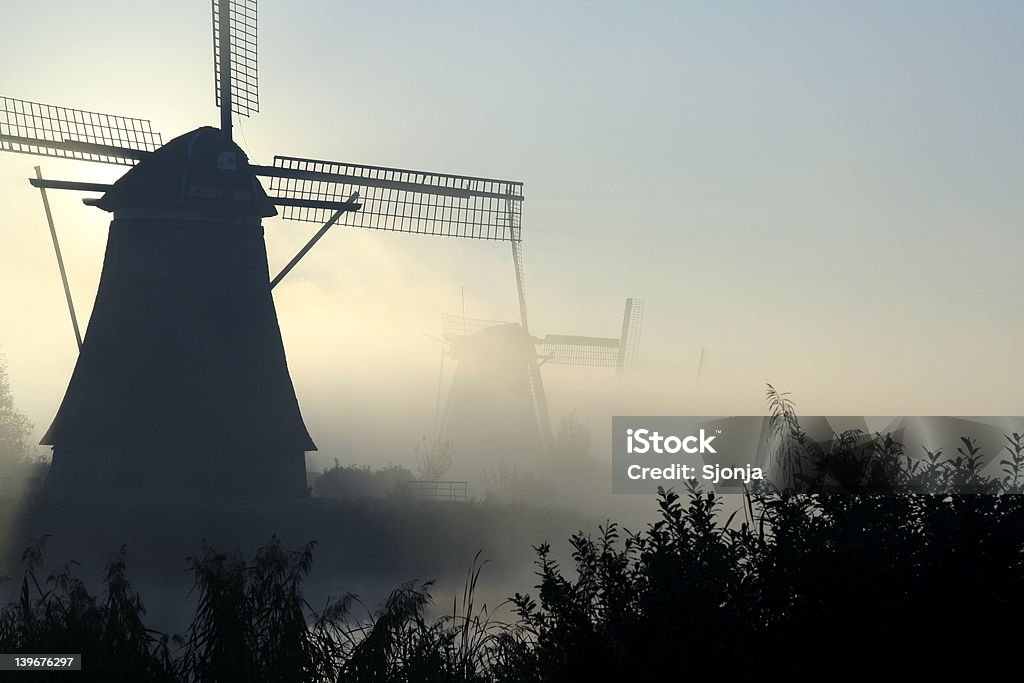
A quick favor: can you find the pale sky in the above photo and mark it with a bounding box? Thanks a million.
[2,1,1023,464]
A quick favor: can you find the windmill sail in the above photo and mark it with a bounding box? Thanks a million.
[0,96,162,165]
[262,155,524,241]
[213,0,259,118]
[618,297,644,369]
[440,313,509,340]
[537,334,621,367]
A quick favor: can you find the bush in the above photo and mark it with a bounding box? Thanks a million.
[311,461,414,500]
[482,462,553,506]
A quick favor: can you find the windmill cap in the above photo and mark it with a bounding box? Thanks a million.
[94,126,277,219]
[448,323,535,361]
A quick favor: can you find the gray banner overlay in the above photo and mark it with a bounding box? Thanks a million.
[612,416,1024,494]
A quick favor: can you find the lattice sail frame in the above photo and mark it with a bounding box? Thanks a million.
[213,0,259,117]
[538,335,621,367]
[269,155,524,241]
[440,315,624,368]
[0,97,162,165]
[539,298,646,368]
[618,297,645,370]
[440,314,511,340]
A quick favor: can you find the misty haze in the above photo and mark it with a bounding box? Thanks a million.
[2,1,1024,680]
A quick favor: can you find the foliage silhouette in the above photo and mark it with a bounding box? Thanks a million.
[0,354,33,466]
[4,390,1024,680]
[311,461,414,500]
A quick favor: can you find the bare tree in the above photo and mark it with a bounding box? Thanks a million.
[415,436,455,481]
[553,410,592,461]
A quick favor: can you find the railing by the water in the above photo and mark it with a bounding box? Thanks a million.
[402,480,468,502]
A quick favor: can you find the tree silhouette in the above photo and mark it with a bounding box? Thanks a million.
[0,354,32,466]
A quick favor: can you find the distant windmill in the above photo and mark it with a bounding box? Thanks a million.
[436,298,644,458]
[0,1,526,498]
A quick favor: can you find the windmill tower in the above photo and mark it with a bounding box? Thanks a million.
[438,298,644,460]
[1,0,527,498]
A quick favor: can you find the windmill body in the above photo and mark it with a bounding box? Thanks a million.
[439,299,644,460]
[42,128,313,498]
[444,324,545,462]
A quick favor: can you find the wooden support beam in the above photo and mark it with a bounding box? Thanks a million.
[29,177,112,193]
[2,133,149,160]
[253,164,523,201]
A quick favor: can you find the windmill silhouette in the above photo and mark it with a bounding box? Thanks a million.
[436,298,644,459]
[0,0,526,498]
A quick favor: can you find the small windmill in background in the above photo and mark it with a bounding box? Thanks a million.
[0,0,531,498]
[435,298,644,457]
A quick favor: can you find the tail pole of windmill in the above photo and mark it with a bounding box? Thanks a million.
[33,166,82,351]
